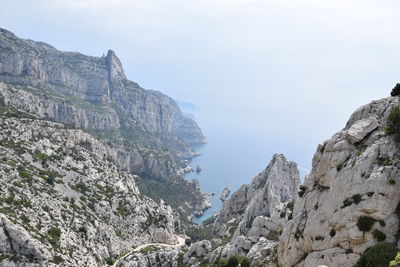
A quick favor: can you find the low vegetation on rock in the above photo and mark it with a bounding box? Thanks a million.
[391,83,400,97]
[385,105,400,142]
[354,243,398,267]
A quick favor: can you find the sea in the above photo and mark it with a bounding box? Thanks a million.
[180,105,311,224]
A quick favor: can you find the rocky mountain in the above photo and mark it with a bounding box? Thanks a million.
[0,112,180,266]
[148,154,300,267]
[109,154,300,267]
[3,26,400,267]
[0,28,212,267]
[0,27,206,180]
[279,95,400,266]
[207,154,301,266]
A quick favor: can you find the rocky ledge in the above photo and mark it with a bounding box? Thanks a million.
[279,96,400,266]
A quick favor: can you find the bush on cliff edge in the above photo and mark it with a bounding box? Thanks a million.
[385,105,400,143]
[354,242,398,267]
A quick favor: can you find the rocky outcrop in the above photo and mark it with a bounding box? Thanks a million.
[118,248,181,267]
[183,240,212,266]
[207,154,300,265]
[279,96,400,267]
[0,115,178,265]
[0,27,206,179]
[193,197,212,218]
[219,187,230,201]
[214,154,300,238]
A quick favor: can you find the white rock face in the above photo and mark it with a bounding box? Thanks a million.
[214,154,301,238]
[279,96,400,267]
[209,154,300,265]
[0,27,207,179]
[0,117,178,266]
[346,117,378,144]
[183,240,212,266]
[119,247,181,267]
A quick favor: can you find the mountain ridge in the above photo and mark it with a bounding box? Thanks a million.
[0,27,206,180]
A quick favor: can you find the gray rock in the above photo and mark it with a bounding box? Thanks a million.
[219,187,231,201]
[0,27,206,180]
[120,248,180,267]
[279,96,400,267]
[183,240,212,266]
[206,154,300,265]
[346,117,378,144]
[0,117,178,265]
[214,154,300,238]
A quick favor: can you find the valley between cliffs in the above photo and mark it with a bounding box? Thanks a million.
[1,26,400,267]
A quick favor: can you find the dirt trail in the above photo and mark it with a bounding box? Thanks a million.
[112,235,186,266]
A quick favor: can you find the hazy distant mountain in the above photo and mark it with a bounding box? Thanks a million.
[0,27,206,179]
[175,99,199,121]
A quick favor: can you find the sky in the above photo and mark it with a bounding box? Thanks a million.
[1,0,400,171]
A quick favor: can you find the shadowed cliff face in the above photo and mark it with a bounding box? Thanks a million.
[0,27,206,179]
[279,96,400,267]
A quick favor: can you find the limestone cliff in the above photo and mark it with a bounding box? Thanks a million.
[208,154,300,265]
[165,154,301,266]
[0,27,206,180]
[120,155,301,267]
[0,112,180,266]
[279,96,400,266]
[214,154,300,237]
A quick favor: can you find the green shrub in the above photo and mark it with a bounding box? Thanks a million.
[336,164,343,172]
[389,178,396,185]
[240,257,251,267]
[20,214,30,224]
[391,83,400,97]
[372,229,386,241]
[378,220,386,227]
[390,252,400,266]
[39,170,62,185]
[298,186,307,197]
[105,258,115,265]
[226,256,239,267]
[47,227,61,246]
[140,245,160,254]
[71,182,90,194]
[377,156,391,166]
[352,194,362,204]
[51,256,63,264]
[329,228,336,237]
[396,232,400,241]
[386,105,400,143]
[33,150,48,162]
[17,166,32,180]
[357,216,376,232]
[355,242,398,267]
[217,258,228,265]
[287,201,294,211]
[342,198,353,208]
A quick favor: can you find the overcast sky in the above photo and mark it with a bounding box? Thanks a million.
[1,0,400,169]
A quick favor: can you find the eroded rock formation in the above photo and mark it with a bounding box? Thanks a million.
[279,96,400,266]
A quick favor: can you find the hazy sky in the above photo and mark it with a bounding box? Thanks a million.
[1,0,400,170]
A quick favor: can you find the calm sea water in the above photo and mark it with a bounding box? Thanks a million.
[183,125,310,224]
